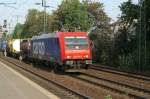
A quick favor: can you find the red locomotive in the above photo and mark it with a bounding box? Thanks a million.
[20,32,92,71]
[57,32,92,68]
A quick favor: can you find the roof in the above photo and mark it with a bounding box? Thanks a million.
[31,33,57,40]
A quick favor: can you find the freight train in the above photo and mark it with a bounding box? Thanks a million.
[0,32,92,71]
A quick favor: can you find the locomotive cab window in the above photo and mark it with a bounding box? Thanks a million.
[64,36,88,50]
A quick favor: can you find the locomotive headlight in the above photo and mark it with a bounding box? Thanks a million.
[85,55,88,58]
[67,56,71,58]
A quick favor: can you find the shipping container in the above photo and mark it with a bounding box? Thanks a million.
[7,39,21,54]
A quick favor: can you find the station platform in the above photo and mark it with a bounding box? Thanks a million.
[0,61,59,99]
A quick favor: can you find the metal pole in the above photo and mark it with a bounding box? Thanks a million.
[143,0,147,67]
[43,0,46,32]
[16,15,19,24]
[138,0,141,71]
[45,3,47,33]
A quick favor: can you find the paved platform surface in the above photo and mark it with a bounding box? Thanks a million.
[0,61,59,99]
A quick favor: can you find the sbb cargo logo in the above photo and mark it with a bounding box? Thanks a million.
[32,41,45,55]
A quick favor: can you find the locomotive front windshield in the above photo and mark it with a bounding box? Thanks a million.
[64,36,88,50]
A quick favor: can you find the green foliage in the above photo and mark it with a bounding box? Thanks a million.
[100,50,109,65]
[22,9,38,38]
[21,0,93,38]
[21,9,55,38]
[22,9,42,38]
[117,0,150,72]
[13,23,24,39]
[118,52,137,71]
[115,0,139,70]
[119,0,138,23]
[53,0,90,31]
[105,94,112,99]
[86,1,113,65]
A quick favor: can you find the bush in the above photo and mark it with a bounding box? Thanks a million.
[118,52,137,71]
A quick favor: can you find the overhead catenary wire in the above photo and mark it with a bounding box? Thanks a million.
[0,2,16,9]
[4,0,30,34]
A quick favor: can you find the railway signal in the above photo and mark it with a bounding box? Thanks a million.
[3,20,7,28]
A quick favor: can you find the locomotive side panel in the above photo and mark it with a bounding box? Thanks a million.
[31,37,61,63]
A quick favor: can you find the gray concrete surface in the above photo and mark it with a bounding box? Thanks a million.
[0,61,59,99]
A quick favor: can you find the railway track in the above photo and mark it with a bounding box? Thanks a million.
[89,65,150,92]
[90,64,150,81]
[74,64,150,98]
[0,56,89,99]
[70,72,150,99]
[1,56,149,99]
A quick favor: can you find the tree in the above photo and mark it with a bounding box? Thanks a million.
[13,23,24,39]
[52,0,91,31]
[21,9,54,38]
[116,0,150,71]
[87,1,113,65]
[22,9,39,38]
[119,0,138,24]
[114,0,139,70]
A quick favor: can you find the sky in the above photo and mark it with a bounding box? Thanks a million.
[101,0,138,21]
[0,0,138,32]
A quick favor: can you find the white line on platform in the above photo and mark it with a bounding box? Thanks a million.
[0,61,60,99]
